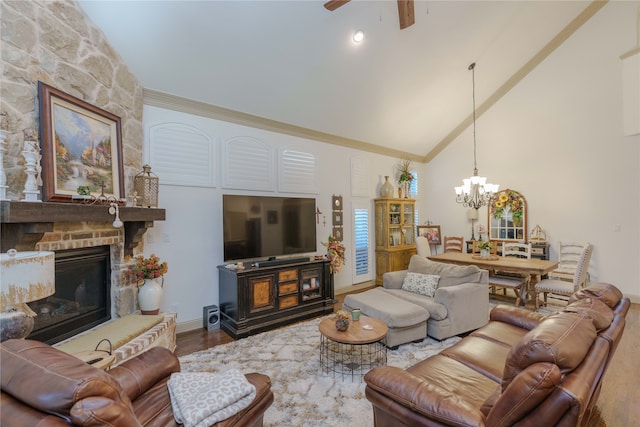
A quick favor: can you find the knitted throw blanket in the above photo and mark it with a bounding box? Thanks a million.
[167,369,256,427]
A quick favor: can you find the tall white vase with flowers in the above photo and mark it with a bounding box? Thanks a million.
[127,254,168,315]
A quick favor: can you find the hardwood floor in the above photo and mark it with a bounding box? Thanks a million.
[174,291,356,357]
[175,292,639,427]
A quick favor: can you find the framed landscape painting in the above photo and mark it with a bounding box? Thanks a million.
[38,81,124,202]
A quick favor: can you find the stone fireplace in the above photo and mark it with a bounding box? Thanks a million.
[0,1,163,344]
[0,201,165,342]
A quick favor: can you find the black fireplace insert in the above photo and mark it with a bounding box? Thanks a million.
[27,246,111,344]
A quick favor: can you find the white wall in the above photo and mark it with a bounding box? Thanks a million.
[141,106,414,329]
[423,1,640,301]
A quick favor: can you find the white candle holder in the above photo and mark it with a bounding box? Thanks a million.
[0,130,9,200]
[21,141,41,202]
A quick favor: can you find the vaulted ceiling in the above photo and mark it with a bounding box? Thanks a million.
[78,1,602,162]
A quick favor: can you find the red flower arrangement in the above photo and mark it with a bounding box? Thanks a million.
[127,253,168,283]
[322,235,346,274]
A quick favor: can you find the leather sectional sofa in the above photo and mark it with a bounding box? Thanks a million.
[1,340,273,426]
[364,282,629,426]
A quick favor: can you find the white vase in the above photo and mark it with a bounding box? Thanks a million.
[480,249,489,258]
[380,176,394,199]
[138,278,163,315]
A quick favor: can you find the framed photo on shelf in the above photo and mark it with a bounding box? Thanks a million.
[418,225,441,245]
[38,81,124,203]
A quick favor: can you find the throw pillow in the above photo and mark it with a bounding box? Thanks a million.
[401,272,440,297]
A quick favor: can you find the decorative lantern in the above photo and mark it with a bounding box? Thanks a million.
[133,164,159,207]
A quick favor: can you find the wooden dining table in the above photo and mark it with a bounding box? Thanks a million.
[428,252,559,306]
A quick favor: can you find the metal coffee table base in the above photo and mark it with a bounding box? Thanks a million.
[319,335,387,382]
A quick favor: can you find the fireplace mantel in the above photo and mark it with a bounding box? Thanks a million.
[0,201,166,255]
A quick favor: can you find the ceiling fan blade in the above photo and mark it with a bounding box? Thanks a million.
[324,0,351,11]
[397,0,415,29]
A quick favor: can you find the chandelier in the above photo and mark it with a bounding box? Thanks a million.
[454,62,499,209]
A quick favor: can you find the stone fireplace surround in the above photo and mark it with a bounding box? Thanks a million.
[0,201,165,320]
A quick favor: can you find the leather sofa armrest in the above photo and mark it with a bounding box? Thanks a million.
[486,362,561,426]
[216,373,274,427]
[490,305,545,330]
[108,347,180,401]
[1,392,72,427]
[382,270,408,289]
[70,396,142,427]
[364,366,484,426]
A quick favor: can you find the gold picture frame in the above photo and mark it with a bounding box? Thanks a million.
[332,195,343,211]
[332,211,343,226]
[332,227,343,241]
[38,81,124,203]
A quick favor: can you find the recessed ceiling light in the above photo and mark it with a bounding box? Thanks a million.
[353,30,364,43]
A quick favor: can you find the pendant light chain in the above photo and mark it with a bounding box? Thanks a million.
[469,62,478,176]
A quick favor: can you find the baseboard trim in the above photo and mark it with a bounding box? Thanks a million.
[176,318,203,334]
[625,293,640,304]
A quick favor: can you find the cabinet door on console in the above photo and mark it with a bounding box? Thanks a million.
[301,267,323,302]
[249,275,276,314]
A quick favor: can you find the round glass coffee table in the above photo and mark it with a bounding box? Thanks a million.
[319,315,388,382]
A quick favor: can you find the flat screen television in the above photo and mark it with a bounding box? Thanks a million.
[223,195,317,262]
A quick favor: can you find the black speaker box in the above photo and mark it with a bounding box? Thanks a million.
[203,305,220,330]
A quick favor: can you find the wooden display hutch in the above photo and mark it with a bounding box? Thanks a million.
[218,259,334,339]
[374,198,417,286]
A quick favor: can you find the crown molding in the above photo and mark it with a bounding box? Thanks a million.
[621,47,640,60]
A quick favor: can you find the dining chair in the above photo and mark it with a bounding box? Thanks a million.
[534,243,593,310]
[443,236,464,253]
[415,235,432,257]
[548,241,591,282]
[502,242,532,259]
[488,242,532,306]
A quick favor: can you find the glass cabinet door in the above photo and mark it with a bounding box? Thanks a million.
[402,202,415,245]
[301,268,322,301]
[389,203,402,247]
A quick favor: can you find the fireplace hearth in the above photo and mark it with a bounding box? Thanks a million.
[27,246,111,344]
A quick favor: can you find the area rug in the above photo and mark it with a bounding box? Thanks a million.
[178,316,461,427]
[178,299,565,427]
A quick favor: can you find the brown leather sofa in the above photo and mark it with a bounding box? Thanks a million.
[364,282,629,426]
[1,340,273,426]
